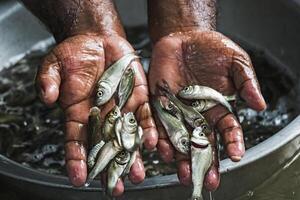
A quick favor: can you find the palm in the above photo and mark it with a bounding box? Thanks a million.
[149,31,266,190]
[37,34,157,196]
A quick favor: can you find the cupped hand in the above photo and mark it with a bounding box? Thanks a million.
[148,30,266,190]
[36,33,158,196]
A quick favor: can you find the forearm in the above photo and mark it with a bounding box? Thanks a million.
[21,0,125,42]
[148,0,217,42]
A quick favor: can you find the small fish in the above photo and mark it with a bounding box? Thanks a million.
[153,99,190,154]
[87,107,102,150]
[163,100,184,121]
[191,100,218,113]
[107,150,130,196]
[159,84,211,133]
[178,85,233,112]
[118,68,135,109]
[87,141,105,169]
[115,112,140,152]
[191,127,213,200]
[86,141,122,185]
[102,106,121,142]
[95,53,138,106]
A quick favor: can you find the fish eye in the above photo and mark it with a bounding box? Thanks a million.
[184,86,189,92]
[192,102,198,107]
[113,111,118,116]
[167,103,173,109]
[120,151,125,157]
[181,138,188,146]
[129,118,136,124]
[199,132,205,137]
[97,90,104,97]
[202,125,207,130]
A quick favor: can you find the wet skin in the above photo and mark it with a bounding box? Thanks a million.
[148,0,266,191]
[21,0,158,197]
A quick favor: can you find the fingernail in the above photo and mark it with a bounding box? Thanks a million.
[230,156,242,162]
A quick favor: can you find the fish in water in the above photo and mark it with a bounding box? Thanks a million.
[178,85,233,112]
[153,99,190,155]
[118,68,135,109]
[107,150,131,196]
[102,106,121,142]
[95,53,138,106]
[191,127,213,200]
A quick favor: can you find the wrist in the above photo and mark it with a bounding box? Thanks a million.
[148,0,216,43]
[21,0,125,42]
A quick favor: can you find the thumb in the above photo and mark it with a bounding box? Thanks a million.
[36,51,61,106]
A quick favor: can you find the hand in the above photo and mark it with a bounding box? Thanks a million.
[36,34,158,196]
[148,30,266,190]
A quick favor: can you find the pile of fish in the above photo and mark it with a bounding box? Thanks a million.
[153,83,234,200]
[85,53,142,196]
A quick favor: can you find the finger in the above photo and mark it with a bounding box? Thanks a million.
[112,179,124,197]
[65,122,87,187]
[36,51,61,106]
[217,113,245,161]
[64,99,91,187]
[157,138,175,163]
[135,102,158,150]
[101,173,124,197]
[177,160,191,186]
[204,131,220,191]
[231,55,266,111]
[129,152,145,184]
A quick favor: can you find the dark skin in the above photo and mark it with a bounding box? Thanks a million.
[20,0,266,196]
[148,0,266,190]
[21,0,158,197]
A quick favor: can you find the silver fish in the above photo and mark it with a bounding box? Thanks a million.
[87,107,102,149]
[115,112,140,152]
[86,141,122,185]
[163,100,184,121]
[107,150,130,196]
[102,106,121,142]
[191,127,213,200]
[87,141,105,169]
[153,99,190,154]
[178,85,233,112]
[191,100,218,113]
[160,86,211,133]
[95,53,138,106]
[118,68,135,109]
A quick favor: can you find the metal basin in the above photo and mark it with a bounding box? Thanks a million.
[0,0,300,199]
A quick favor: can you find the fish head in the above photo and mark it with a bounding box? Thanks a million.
[194,118,211,134]
[177,135,190,154]
[115,151,130,165]
[123,112,138,133]
[191,127,210,148]
[95,82,112,106]
[179,85,194,96]
[108,106,121,123]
